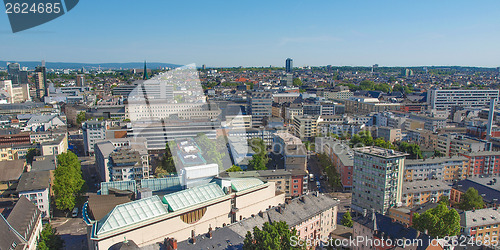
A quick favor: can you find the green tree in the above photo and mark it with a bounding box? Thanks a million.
[439,195,450,206]
[349,131,374,148]
[293,78,303,87]
[374,137,395,149]
[397,142,423,159]
[434,149,444,157]
[248,138,269,171]
[26,148,39,165]
[76,111,86,125]
[243,221,303,250]
[412,203,460,237]
[226,165,243,172]
[158,142,177,174]
[317,153,342,190]
[341,212,353,227]
[53,151,85,211]
[37,224,64,250]
[459,187,485,210]
[195,134,226,170]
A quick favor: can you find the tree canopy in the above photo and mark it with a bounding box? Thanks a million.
[459,187,485,210]
[37,224,64,250]
[412,203,461,237]
[226,165,243,172]
[156,142,177,176]
[243,221,303,250]
[397,141,423,159]
[341,211,353,227]
[54,151,85,211]
[349,131,373,148]
[195,134,228,171]
[248,138,269,170]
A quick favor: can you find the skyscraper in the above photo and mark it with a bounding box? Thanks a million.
[143,61,148,80]
[76,74,85,87]
[7,63,20,84]
[285,58,293,73]
[352,146,407,215]
[34,65,47,99]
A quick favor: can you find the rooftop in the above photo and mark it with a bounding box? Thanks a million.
[0,159,24,182]
[96,196,168,237]
[402,180,451,194]
[405,155,468,166]
[460,207,500,228]
[6,196,41,242]
[274,132,303,145]
[110,149,141,165]
[16,171,50,192]
[354,146,408,159]
[31,155,56,172]
[452,179,500,205]
[230,178,264,192]
[162,183,225,212]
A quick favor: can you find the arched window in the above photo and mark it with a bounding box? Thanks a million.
[180,207,207,224]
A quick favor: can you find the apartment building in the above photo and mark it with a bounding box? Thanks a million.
[376,126,402,142]
[320,138,354,190]
[16,171,51,219]
[450,178,500,206]
[83,120,107,156]
[404,156,468,182]
[0,196,43,250]
[401,180,450,207]
[344,97,400,114]
[272,132,307,171]
[94,137,149,182]
[352,147,408,215]
[437,134,491,157]
[462,151,500,177]
[461,207,500,245]
[293,115,322,140]
[324,90,353,100]
[428,88,499,111]
[249,91,273,128]
[223,169,308,197]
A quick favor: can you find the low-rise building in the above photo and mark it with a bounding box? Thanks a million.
[320,138,353,190]
[437,134,491,157]
[0,196,43,250]
[222,169,308,197]
[401,180,450,207]
[376,126,402,142]
[450,178,500,206]
[94,137,149,182]
[462,151,500,177]
[16,170,51,219]
[404,156,468,182]
[176,192,339,249]
[273,132,307,171]
[0,159,25,197]
[40,133,68,156]
[460,207,500,245]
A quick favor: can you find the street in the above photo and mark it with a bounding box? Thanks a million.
[51,217,88,250]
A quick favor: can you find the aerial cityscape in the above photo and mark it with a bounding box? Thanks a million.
[2,1,500,250]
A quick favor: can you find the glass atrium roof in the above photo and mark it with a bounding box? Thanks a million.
[162,183,225,212]
[96,196,167,236]
[230,178,264,192]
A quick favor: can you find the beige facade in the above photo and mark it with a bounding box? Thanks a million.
[87,180,285,249]
[377,126,402,142]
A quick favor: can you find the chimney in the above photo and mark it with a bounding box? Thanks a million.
[258,210,263,217]
[191,230,196,244]
[166,238,177,250]
[208,227,213,239]
[278,206,283,214]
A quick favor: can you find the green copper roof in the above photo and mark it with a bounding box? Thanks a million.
[162,183,225,212]
[230,178,264,192]
[96,196,167,236]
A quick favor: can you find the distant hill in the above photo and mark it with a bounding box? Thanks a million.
[0,61,182,70]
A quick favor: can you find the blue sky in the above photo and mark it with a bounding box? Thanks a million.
[1,0,500,67]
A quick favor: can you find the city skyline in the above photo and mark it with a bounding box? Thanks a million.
[0,0,499,67]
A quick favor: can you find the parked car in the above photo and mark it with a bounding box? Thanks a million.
[72,207,79,218]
